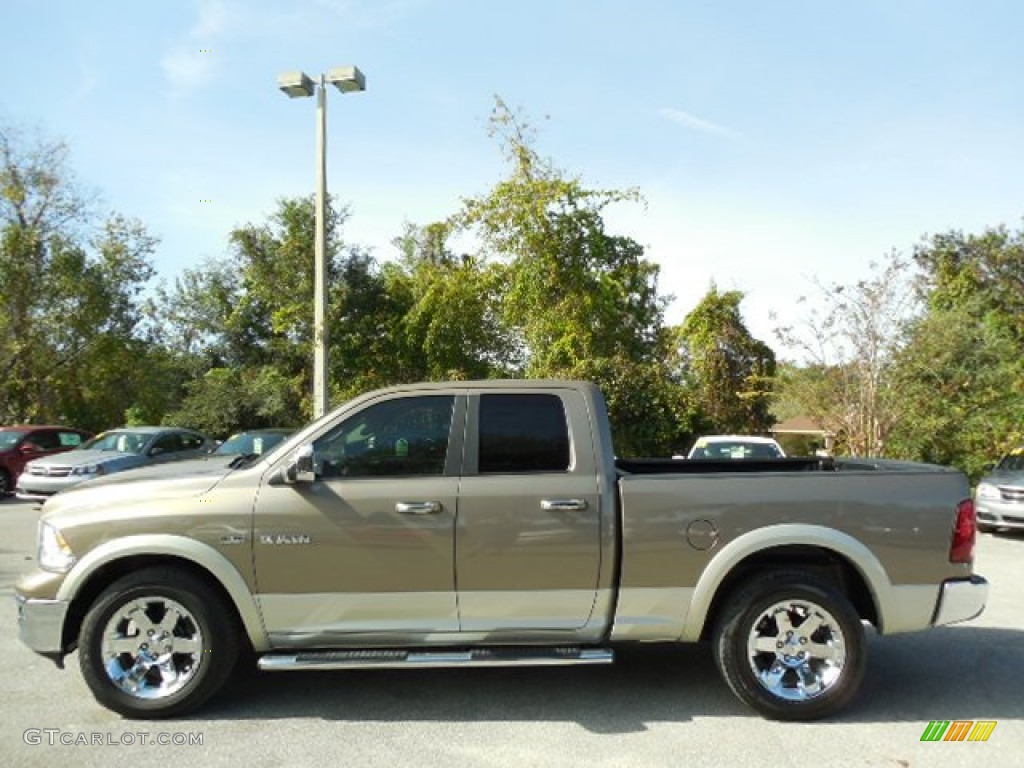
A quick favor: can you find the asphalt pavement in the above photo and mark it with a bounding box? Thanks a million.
[0,496,1021,767]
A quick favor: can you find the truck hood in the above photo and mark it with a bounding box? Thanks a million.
[41,457,236,519]
[28,448,134,468]
[984,469,1024,487]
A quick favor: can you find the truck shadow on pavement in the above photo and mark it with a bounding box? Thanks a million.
[200,625,1024,732]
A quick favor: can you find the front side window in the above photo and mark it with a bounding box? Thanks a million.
[313,396,454,479]
[478,394,570,473]
[27,430,62,451]
[83,431,148,454]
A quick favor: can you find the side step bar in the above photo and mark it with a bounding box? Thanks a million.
[258,646,614,672]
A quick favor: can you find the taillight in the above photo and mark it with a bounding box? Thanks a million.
[950,498,976,563]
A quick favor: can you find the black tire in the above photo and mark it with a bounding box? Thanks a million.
[78,566,240,719]
[713,570,866,721]
[0,468,11,496]
[976,522,994,534]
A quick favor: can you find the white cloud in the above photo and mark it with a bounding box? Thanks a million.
[192,0,229,37]
[161,48,215,91]
[161,0,228,92]
[659,108,741,139]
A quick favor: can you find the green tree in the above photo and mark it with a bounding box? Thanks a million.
[887,224,1024,478]
[448,98,683,454]
[154,196,419,431]
[676,286,776,435]
[154,196,336,428]
[386,222,516,381]
[0,123,158,430]
[773,255,917,457]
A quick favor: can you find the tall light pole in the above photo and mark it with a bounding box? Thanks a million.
[276,66,366,418]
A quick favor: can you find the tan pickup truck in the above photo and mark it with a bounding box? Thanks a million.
[15,380,988,721]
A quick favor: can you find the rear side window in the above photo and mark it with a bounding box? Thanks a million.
[478,394,570,473]
[58,431,84,447]
[180,433,205,451]
[151,434,183,454]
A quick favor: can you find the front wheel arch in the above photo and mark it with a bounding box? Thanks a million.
[62,555,253,658]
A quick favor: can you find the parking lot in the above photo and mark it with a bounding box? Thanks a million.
[0,496,1021,768]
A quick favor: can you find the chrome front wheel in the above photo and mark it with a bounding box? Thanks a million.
[100,596,205,700]
[79,567,239,718]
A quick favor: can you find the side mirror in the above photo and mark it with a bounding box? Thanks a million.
[149,446,165,456]
[282,444,316,484]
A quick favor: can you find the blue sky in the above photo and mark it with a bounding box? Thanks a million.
[3,0,1023,353]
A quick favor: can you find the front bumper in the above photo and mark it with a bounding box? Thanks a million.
[976,499,1024,530]
[16,595,70,659]
[932,575,988,626]
[15,474,86,499]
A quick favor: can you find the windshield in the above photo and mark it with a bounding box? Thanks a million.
[255,400,356,464]
[215,431,291,456]
[0,431,28,451]
[996,450,1024,472]
[81,431,149,454]
[690,441,784,459]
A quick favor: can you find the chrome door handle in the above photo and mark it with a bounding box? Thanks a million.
[396,501,442,515]
[540,498,588,511]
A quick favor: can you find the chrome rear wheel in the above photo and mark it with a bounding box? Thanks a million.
[745,599,847,702]
[714,571,865,720]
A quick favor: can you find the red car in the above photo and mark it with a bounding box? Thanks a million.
[0,426,93,496]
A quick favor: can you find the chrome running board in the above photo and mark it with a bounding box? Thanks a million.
[258,646,614,672]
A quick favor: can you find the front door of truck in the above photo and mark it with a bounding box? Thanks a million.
[456,390,603,634]
[253,393,465,646]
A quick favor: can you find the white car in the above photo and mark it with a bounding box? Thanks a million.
[686,435,786,460]
[16,427,215,499]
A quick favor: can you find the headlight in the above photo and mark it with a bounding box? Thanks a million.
[976,483,1000,500]
[38,522,75,572]
[70,464,104,477]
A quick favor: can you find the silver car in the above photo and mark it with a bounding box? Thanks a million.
[975,447,1024,532]
[15,427,214,500]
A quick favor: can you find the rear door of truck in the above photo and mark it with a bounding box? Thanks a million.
[455,387,604,634]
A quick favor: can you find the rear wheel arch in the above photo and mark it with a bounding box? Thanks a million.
[700,545,879,643]
[681,525,887,642]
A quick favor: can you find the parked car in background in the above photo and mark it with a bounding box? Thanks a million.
[214,429,293,457]
[0,426,92,496]
[686,435,787,459]
[15,427,214,500]
[975,446,1024,532]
